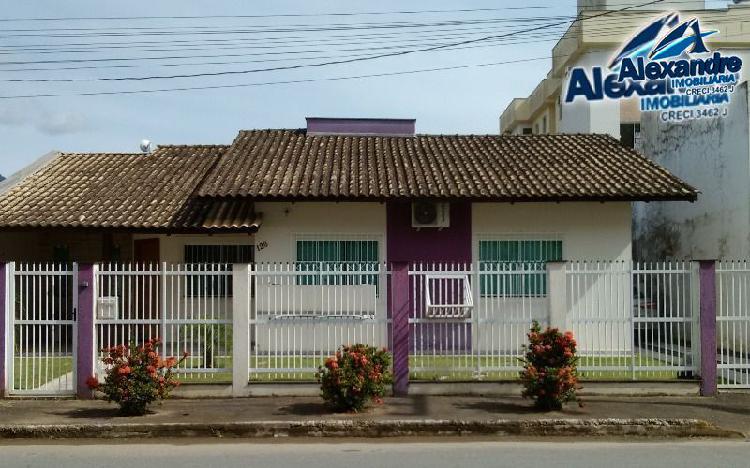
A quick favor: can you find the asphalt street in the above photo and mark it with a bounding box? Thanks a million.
[1,439,749,468]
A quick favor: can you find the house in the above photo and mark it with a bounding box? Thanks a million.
[0,117,703,396]
[0,117,696,267]
[498,1,750,259]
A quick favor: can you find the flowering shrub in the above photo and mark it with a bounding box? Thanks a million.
[317,344,392,412]
[87,338,188,416]
[519,321,581,411]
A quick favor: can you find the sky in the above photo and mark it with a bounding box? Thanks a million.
[0,0,731,176]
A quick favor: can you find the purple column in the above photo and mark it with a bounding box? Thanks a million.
[0,263,7,397]
[391,262,410,396]
[77,264,96,399]
[699,260,717,397]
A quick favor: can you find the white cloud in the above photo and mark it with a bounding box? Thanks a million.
[0,103,92,135]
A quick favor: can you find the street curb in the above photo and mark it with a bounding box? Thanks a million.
[0,418,743,440]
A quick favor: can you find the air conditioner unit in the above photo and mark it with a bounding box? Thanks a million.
[411,201,450,228]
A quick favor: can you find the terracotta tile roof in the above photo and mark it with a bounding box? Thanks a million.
[0,145,229,229]
[198,130,697,201]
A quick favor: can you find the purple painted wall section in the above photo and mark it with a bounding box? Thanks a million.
[0,263,7,396]
[386,201,472,264]
[306,117,415,136]
[77,264,95,399]
[699,260,717,396]
[387,201,473,356]
[390,262,410,396]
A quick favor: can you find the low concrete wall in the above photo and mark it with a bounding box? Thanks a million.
[171,380,700,398]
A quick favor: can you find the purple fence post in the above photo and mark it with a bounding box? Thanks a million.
[699,260,717,397]
[77,264,96,399]
[391,262,410,396]
[0,263,7,397]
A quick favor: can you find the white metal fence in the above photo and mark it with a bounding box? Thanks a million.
[8,263,77,395]
[409,262,548,380]
[2,259,737,395]
[717,261,750,389]
[248,262,391,381]
[567,261,699,380]
[94,263,233,382]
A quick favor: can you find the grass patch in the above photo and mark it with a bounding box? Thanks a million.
[12,356,74,391]
[10,352,683,390]
[409,355,680,381]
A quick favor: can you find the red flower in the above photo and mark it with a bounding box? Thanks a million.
[85,375,100,389]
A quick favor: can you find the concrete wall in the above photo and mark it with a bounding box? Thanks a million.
[560,49,621,139]
[634,83,750,260]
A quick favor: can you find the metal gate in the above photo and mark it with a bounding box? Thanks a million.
[9,263,77,395]
[717,261,750,389]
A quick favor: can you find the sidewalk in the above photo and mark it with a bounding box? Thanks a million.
[1,394,749,440]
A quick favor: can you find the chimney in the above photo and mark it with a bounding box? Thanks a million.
[305,117,415,137]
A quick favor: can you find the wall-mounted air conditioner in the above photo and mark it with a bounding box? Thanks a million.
[411,201,450,228]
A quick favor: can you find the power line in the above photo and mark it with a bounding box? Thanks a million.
[0,56,557,99]
[0,0,664,79]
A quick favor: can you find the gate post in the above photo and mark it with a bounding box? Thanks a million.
[391,262,410,396]
[547,261,568,330]
[77,263,96,399]
[698,260,717,397]
[0,262,8,397]
[232,264,251,397]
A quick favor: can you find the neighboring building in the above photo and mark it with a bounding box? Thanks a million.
[0,118,695,266]
[499,1,750,259]
[498,1,734,142]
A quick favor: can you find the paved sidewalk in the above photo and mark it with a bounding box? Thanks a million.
[1,394,749,439]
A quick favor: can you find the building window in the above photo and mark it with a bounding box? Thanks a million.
[295,238,379,286]
[542,116,548,134]
[522,127,533,135]
[183,244,254,297]
[184,245,254,264]
[478,239,562,296]
[620,123,641,149]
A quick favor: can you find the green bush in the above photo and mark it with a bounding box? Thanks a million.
[317,344,392,412]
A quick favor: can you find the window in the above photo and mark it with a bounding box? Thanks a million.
[620,123,641,149]
[478,239,562,296]
[183,244,254,297]
[295,238,379,286]
[542,116,547,134]
[184,245,254,264]
[522,127,533,135]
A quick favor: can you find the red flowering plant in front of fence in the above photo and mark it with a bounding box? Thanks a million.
[317,344,392,412]
[519,321,582,411]
[87,338,188,416]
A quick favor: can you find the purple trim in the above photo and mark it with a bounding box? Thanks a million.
[77,264,95,399]
[699,260,717,396]
[0,263,6,397]
[306,117,415,136]
[391,262,409,396]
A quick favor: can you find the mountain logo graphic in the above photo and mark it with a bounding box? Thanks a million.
[609,12,717,71]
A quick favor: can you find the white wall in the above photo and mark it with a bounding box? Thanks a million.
[472,202,633,354]
[472,202,632,260]
[560,50,622,139]
[635,82,750,260]
[252,202,387,263]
